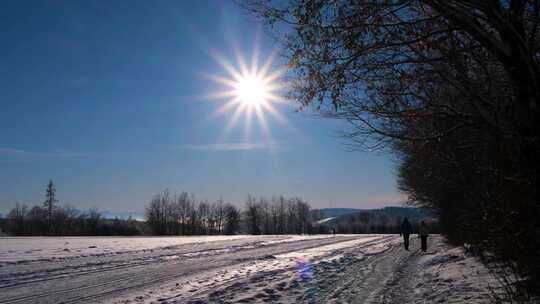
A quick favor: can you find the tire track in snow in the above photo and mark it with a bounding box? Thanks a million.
[0,235,332,288]
[0,235,375,304]
[0,237,294,287]
[173,235,400,304]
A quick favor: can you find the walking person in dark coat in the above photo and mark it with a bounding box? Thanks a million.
[400,217,412,250]
[419,220,429,252]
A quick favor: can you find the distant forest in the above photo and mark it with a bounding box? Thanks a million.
[0,182,434,236]
[0,181,141,236]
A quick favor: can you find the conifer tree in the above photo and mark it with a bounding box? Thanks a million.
[43,180,57,234]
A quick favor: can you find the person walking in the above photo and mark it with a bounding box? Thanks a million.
[400,217,412,250]
[419,220,429,252]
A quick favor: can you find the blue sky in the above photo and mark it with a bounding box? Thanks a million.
[0,0,402,214]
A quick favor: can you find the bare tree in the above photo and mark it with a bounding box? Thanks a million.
[277,196,286,234]
[240,0,540,299]
[174,192,192,235]
[145,191,170,235]
[245,195,261,235]
[270,197,281,234]
[295,198,311,234]
[143,190,317,236]
[86,208,101,235]
[213,198,225,234]
[27,206,47,235]
[62,205,80,235]
[7,203,28,235]
[223,203,241,235]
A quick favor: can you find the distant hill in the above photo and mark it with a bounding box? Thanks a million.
[315,207,431,222]
[366,206,432,222]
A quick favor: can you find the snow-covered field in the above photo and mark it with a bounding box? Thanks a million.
[0,235,500,303]
[0,235,335,263]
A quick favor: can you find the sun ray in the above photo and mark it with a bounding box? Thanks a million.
[264,67,287,85]
[264,92,288,104]
[207,74,240,88]
[203,90,238,101]
[260,102,288,126]
[244,105,254,141]
[234,48,250,78]
[219,103,247,141]
[209,98,242,119]
[258,49,279,78]
[253,104,273,143]
[211,51,243,81]
[250,30,261,76]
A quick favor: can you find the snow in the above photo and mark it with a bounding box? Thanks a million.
[0,235,502,304]
[316,217,334,224]
[0,235,254,263]
[109,234,397,304]
[411,240,501,303]
[0,235,335,263]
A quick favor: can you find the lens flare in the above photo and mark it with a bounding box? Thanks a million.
[296,258,314,281]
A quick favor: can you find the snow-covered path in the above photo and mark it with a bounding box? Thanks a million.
[173,235,412,304]
[0,235,497,303]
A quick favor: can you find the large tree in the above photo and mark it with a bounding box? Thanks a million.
[241,0,540,299]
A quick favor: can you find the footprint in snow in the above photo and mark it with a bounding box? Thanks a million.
[276,282,287,290]
[237,297,255,303]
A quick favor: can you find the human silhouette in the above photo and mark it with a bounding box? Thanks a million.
[419,220,429,252]
[400,217,412,250]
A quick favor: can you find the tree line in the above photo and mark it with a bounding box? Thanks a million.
[145,190,316,235]
[241,0,540,301]
[145,190,240,235]
[1,182,320,236]
[0,181,439,237]
[2,180,140,236]
[2,182,422,237]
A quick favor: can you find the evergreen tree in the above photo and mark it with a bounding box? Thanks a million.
[43,180,57,234]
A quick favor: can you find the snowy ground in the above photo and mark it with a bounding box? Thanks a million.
[0,235,334,263]
[0,235,500,303]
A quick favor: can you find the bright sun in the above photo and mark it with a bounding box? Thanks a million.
[235,75,268,106]
[207,50,286,141]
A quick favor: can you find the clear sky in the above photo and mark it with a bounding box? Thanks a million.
[0,0,403,214]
